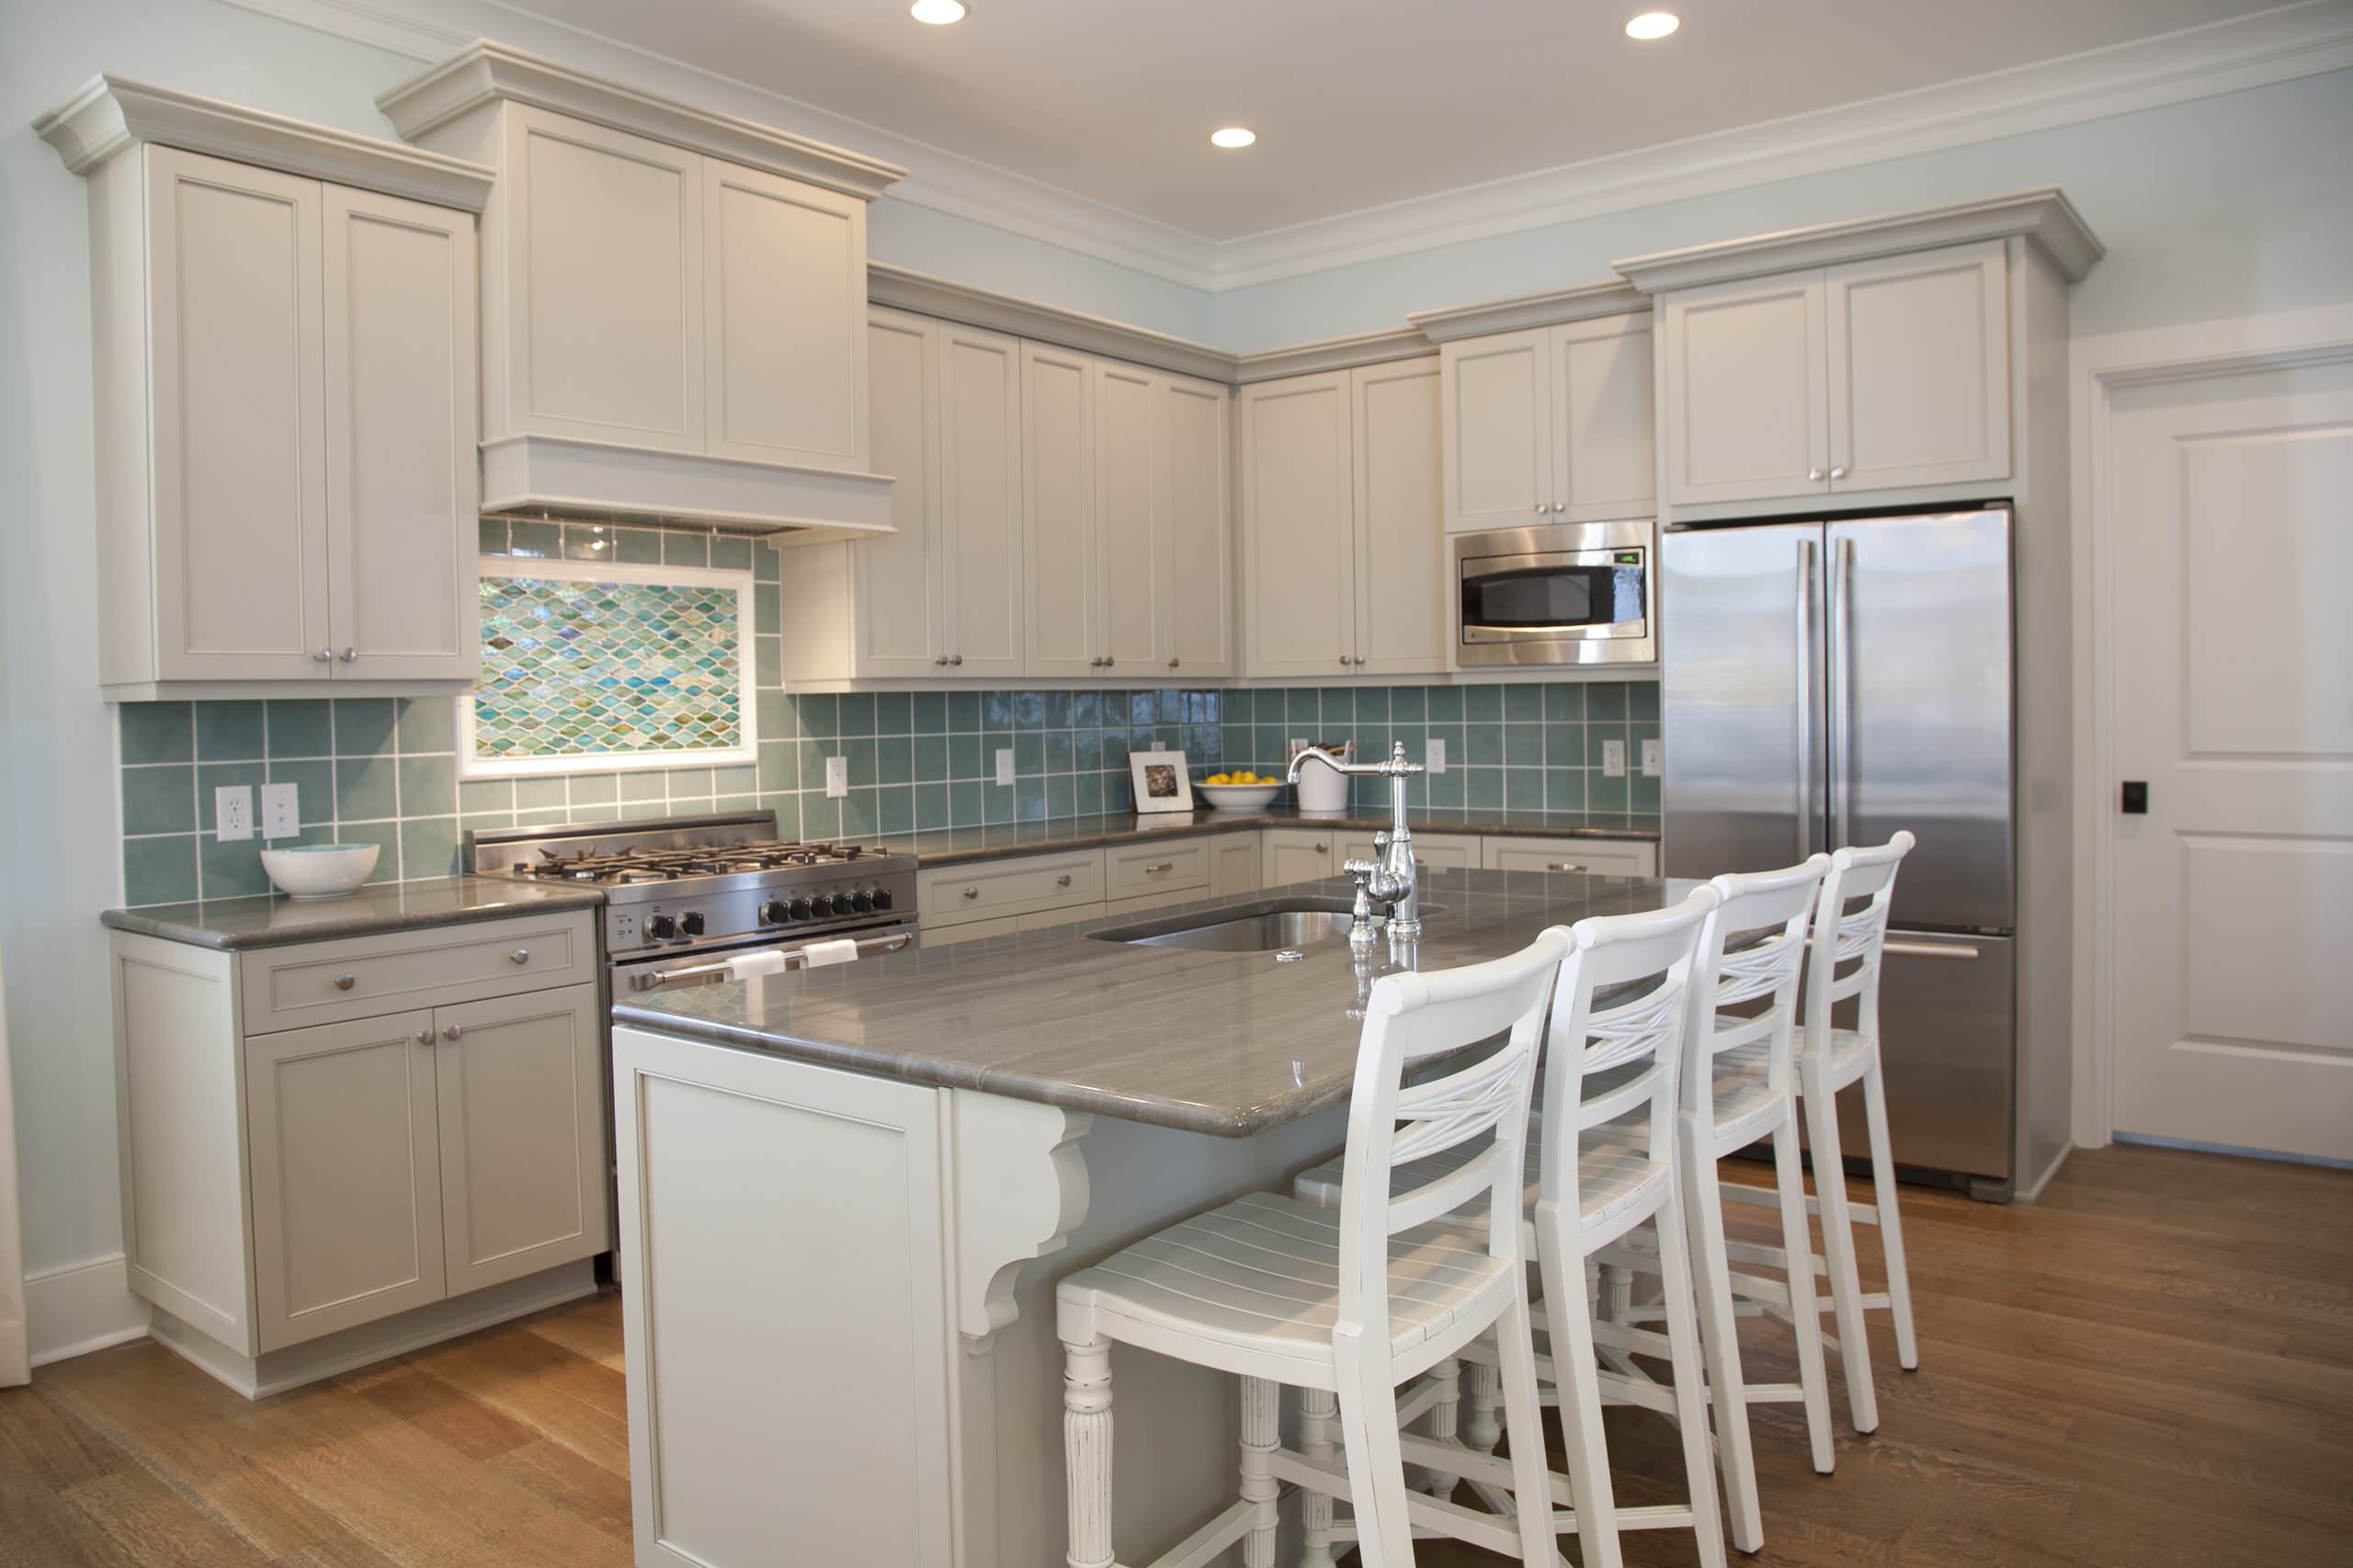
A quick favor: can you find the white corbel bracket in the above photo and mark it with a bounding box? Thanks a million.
[946,1091,1092,1350]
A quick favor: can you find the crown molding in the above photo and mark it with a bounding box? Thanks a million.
[1612,187,2104,294]
[1230,328,1433,383]
[1406,279,1649,343]
[35,73,494,210]
[377,40,906,202]
[869,263,1238,381]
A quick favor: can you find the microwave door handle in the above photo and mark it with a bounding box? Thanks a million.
[1795,537,1814,860]
[1829,534,1856,850]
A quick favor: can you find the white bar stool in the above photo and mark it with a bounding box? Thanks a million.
[1055,929,1569,1568]
[1292,888,1730,1568]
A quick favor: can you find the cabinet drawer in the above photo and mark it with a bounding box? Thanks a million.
[1105,837,1211,900]
[1480,836,1657,878]
[238,911,597,1036]
[1336,830,1480,872]
[917,914,1017,948]
[918,850,1104,928]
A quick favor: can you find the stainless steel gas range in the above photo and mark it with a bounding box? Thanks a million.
[465,812,918,996]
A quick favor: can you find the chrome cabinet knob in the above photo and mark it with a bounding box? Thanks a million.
[1339,654,1351,666]
[962,886,980,900]
[312,648,333,663]
[442,1025,462,1041]
[1088,657,1103,668]
[1828,465,1848,480]
[1313,842,1327,853]
[1103,656,1115,668]
[509,949,529,965]
[1056,873,1072,887]
[1353,655,1368,665]
[338,647,358,663]
[1167,657,1180,669]
[1807,467,1825,482]
[1551,502,1566,513]
[416,1029,434,1046]
[949,654,963,666]
[1532,505,1547,515]
[333,973,356,991]
[934,654,949,665]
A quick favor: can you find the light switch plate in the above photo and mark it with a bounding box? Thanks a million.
[1602,738,1627,778]
[995,747,1017,787]
[259,781,300,840]
[214,785,253,842]
[1426,738,1447,774]
[824,756,848,799]
[1641,738,1664,778]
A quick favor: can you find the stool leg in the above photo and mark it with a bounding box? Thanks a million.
[1463,1361,1503,1454]
[1061,1336,1114,1568]
[1772,1119,1836,1473]
[1238,1376,1279,1568]
[1861,1062,1920,1371]
[1537,1219,1621,1568]
[1804,1070,1880,1433]
[1491,1287,1563,1568]
[1684,1127,1763,1552]
[1298,1385,1339,1568]
[1601,1261,1634,1324]
[1420,1356,1463,1496]
[1656,1187,1729,1568]
[1332,1330,1415,1568]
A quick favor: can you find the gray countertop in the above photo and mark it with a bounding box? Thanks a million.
[872,805,1660,869]
[100,877,607,950]
[613,867,1694,1137]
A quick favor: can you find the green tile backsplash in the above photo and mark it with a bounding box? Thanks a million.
[116,519,1658,904]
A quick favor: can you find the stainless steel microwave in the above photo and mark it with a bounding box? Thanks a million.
[1453,518,1656,666]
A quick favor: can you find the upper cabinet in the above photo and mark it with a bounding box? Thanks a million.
[39,78,493,699]
[379,42,902,537]
[1434,311,1654,531]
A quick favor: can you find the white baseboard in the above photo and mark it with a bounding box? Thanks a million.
[27,1253,152,1369]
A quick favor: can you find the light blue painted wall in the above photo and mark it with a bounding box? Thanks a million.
[1209,70,2353,350]
[869,200,1216,341]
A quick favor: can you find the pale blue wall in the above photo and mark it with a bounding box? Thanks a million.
[1208,70,2353,350]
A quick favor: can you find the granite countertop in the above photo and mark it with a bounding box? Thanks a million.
[614,867,1695,1137]
[873,805,1660,869]
[101,877,607,951]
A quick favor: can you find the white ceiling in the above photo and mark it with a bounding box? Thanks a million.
[494,0,2291,243]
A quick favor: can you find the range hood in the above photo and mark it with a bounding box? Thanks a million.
[477,433,898,542]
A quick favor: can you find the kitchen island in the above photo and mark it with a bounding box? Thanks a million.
[609,864,1690,1568]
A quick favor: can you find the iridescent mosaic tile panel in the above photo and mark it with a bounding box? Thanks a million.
[473,574,744,759]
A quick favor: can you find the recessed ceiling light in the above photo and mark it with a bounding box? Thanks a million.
[1625,12,1679,40]
[1210,127,1256,150]
[910,0,967,24]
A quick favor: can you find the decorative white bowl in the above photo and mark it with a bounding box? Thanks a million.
[1198,781,1284,811]
[260,843,381,899]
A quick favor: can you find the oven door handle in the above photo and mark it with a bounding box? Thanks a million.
[626,931,915,993]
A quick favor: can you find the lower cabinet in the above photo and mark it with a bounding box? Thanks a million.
[1336,830,1480,872]
[1481,835,1657,877]
[1261,827,1340,887]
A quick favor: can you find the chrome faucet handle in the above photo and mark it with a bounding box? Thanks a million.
[1339,858,1381,949]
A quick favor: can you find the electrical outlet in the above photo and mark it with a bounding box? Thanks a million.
[1641,738,1664,778]
[1602,738,1627,778]
[259,781,300,839]
[1426,738,1447,774]
[995,747,1017,787]
[824,755,848,799]
[213,784,253,842]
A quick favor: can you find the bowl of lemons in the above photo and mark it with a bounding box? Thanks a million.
[1197,770,1284,810]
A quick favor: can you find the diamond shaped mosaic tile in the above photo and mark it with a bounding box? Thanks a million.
[473,575,743,759]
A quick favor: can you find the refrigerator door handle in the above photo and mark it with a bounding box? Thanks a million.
[1883,940,1982,962]
[1794,537,1816,860]
[1829,533,1856,849]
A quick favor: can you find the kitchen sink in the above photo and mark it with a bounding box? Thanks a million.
[1090,900,1363,953]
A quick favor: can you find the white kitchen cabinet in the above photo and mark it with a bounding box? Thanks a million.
[1261,828,1339,887]
[1480,836,1658,877]
[1351,357,1449,676]
[1657,240,2007,508]
[1095,358,1161,674]
[1550,313,1656,519]
[1157,374,1235,678]
[1336,830,1481,872]
[939,324,1029,676]
[1438,315,1653,532]
[1211,835,1262,897]
[1023,342,1099,677]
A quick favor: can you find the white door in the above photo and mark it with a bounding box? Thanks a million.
[2109,355,2353,1161]
[858,308,946,676]
[700,158,867,472]
[1438,329,1552,532]
[144,146,329,683]
[435,984,609,1296]
[1022,342,1097,677]
[1239,372,1356,679]
[1659,271,1830,506]
[1093,358,1160,676]
[1349,358,1448,677]
[1261,829,1336,888]
[322,184,480,682]
[938,323,1025,678]
[502,106,703,452]
[1552,312,1655,521]
[1825,240,2009,493]
[1157,374,1233,678]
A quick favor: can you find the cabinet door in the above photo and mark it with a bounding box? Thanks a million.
[322,185,480,682]
[1093,358,1161,675]
[1239,373,1356,679]
[245,1009,444,1351]
[856,308,946,676]
[1211,835,1261,897]
[1438,330,1553,532]
[435,984,610,1296]
[1261,828,1336,887]
[1553,313,1655,521]
[1350,358,1449,677]
[702,159,868,472]
[1157,374,1234,677]
[144,146,329,683]
[502,106,703,452]
[1021,343,1097,677]
[1825,241,2010,492]
[938,324,1026,678]
[1659,272,1829,506]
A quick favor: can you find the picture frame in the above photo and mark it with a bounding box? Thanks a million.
[1127,749,1195,814]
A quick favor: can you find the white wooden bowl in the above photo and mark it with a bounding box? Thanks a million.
[1197,782,1284,810]
[260,843,380,899]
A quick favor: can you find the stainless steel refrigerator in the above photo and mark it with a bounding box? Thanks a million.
[1662,506,2016,1199]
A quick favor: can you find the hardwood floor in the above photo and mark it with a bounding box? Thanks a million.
[2,1142,2347,1567]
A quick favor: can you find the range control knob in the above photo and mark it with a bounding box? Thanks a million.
[679,911,706,937]
[759,900,789,926]
[851,890,875,914]
[646,914,677,940]
[870,888,893,911]
[790,896,814,921]
[829,892,856,916]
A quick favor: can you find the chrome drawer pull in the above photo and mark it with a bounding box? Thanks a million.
[510,949,529,965]
[1144,861,1173,873]
[1546,862,1589,873]
[333,973,356,991]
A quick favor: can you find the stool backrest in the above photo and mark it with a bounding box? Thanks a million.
[1538,887,1720,1226]
[1335,928,1573,1324]
[1802,831,1916,1055]
[1685,858,1831,1121]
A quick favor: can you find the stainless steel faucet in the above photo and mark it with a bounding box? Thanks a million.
[1286,740,1427,937]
